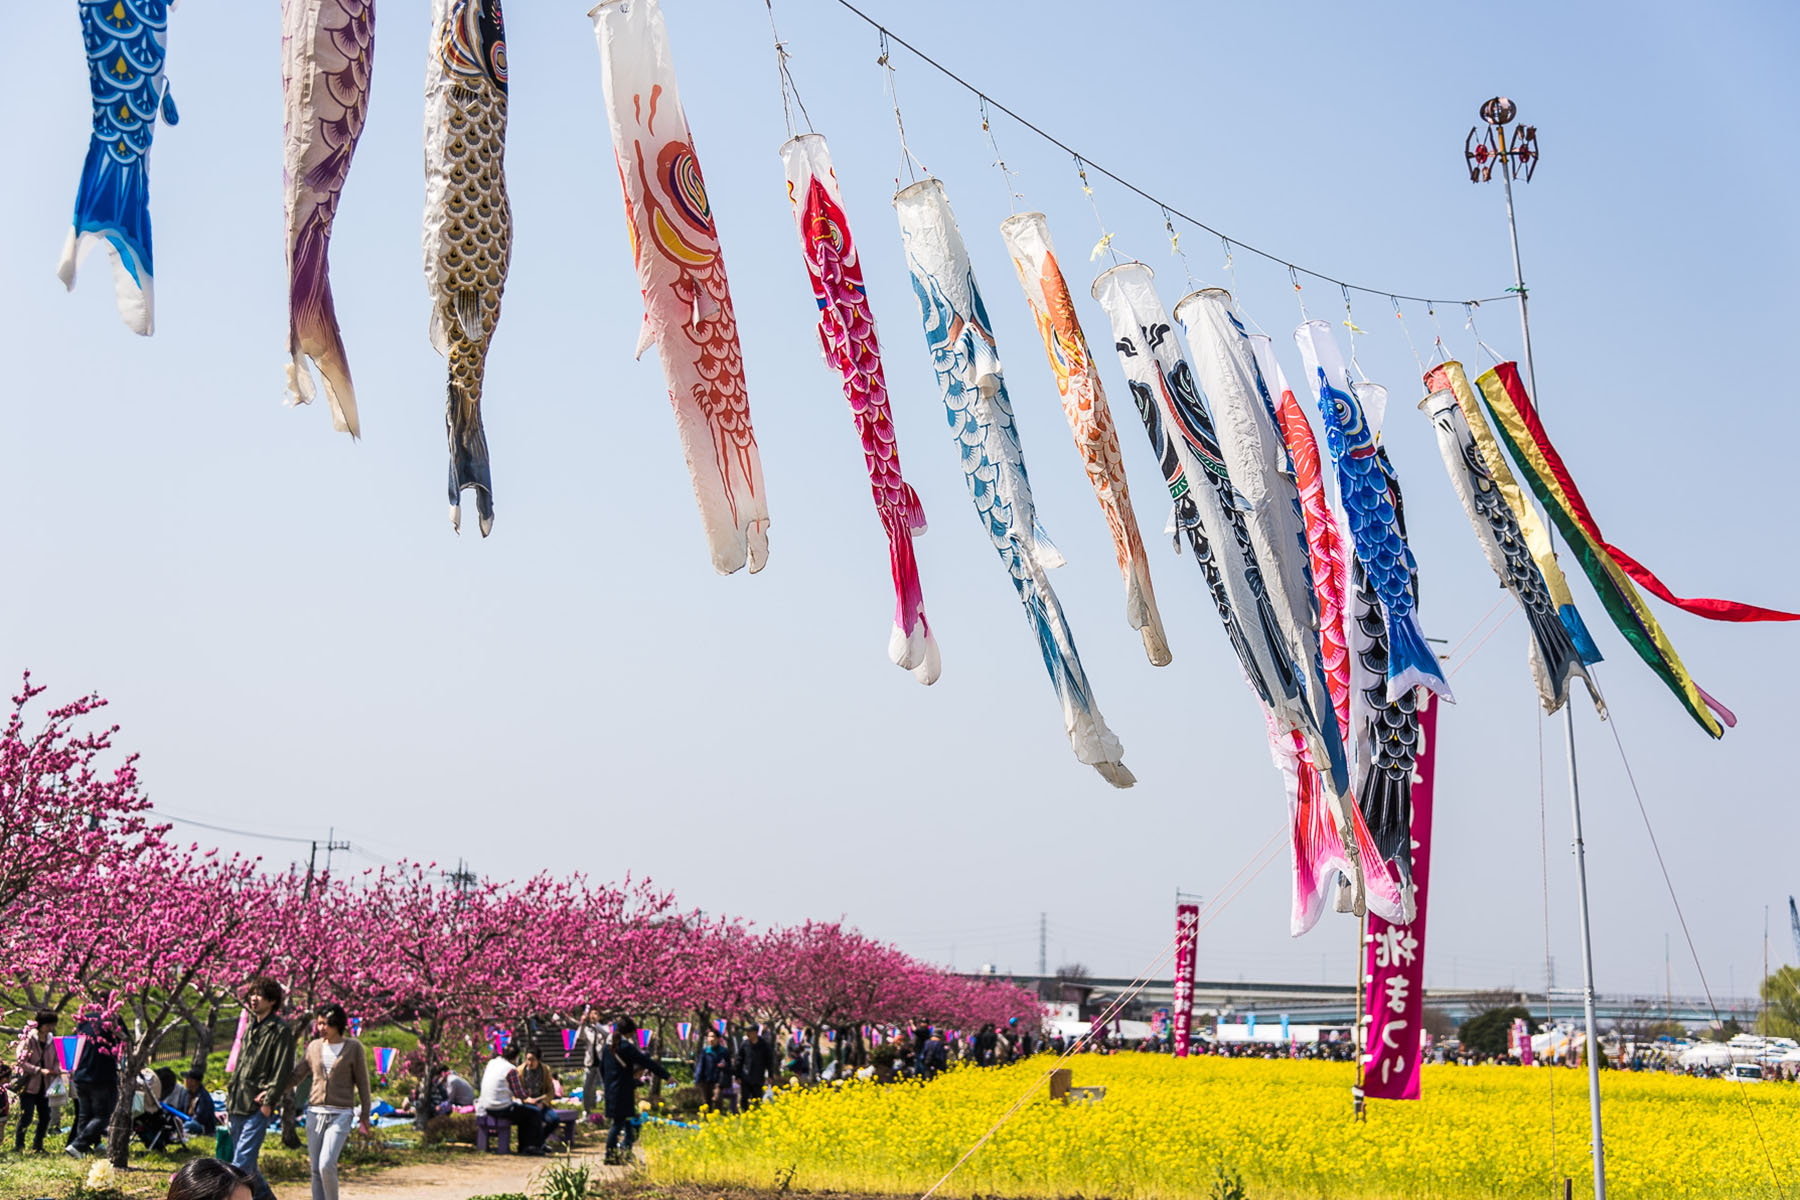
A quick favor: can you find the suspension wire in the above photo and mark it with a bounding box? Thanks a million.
[1447,607,1514,677]
[824,0,1511,309]
[1162,204,1195,289]
[979,97,1023,214]
[916,827,1287,1200]
[1441,596,1509,663]
[763,0,814,137]
[876,30,928,187]
[1427,303,1450,365]
[1593,671,1789,1200]
[1392,296,1426,376]
[1342,284,1368,381]
[1075,155,1119,265]
[1463,301,1504,366]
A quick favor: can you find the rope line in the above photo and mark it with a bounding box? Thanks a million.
[823,0,1514,309]
[1593,674,1788,1199]
[915,827,1286,1200]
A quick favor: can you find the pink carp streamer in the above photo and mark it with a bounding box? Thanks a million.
[1250,335,1349,729]
[282,0,374,436]
[1247,334,1401,932]
[1001,212,1170,667]
[593,0,769,575]
[780,133,938,683]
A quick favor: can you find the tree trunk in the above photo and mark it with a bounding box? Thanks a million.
[189,999,221,1078]
[279,1022,306,1149]
[108,1043,147,1169]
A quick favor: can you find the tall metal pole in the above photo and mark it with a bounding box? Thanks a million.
[1488,105,1606,1200]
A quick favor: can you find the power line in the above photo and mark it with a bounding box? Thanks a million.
[152,808,394,873]
[153,808,314,846]
[822,0,1515,309]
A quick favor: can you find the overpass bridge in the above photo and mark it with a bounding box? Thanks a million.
[970,972,1757,1027]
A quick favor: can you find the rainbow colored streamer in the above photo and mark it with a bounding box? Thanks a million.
[372,1046,396,1078]
[1474,362,1738,737]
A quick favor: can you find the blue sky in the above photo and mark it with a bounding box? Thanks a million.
[4,0,1795,1003]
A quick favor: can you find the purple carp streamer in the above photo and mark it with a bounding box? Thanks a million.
[59,0,178,336]
[594,0,769,575]
[895,179,1132,787]
[1177,289,1346,793]
[422,0,510,536]
[1001,212,1170,668]
[780,133,937,682]
[1420,386,1598,714]
[283,0,375,436]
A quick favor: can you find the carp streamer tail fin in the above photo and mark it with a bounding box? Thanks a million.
[286,216,360,436]
[881,503,940,685]
[59,142,156,336]
[1386,607,1453,705]
[446,381,494,537]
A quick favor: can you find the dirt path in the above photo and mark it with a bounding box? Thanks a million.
[344,1150,627,1200]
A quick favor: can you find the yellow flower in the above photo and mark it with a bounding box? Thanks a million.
[640,1055,1800,1199]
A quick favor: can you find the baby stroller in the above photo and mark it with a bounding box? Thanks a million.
[133,1067,186,1152]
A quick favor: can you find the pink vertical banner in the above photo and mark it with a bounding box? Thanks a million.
[224,1011,249,1075]
[1519,1022,1536,1066]
[1360,691,1439,1100]
[1173,902,1199,1058]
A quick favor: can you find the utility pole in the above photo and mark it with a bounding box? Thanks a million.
[304,829,351,900]
[1039,912,1047,977]
[446,858,477,895]
[1469,96,1605,1200]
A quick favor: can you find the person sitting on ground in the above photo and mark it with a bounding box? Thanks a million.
[166,1071,218,1138]
[477,1043,547,1156]
[166,1158,252,1200]
[441,1068,476,1110]
[600,1017,667,1166]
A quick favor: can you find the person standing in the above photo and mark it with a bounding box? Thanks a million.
[65,1009,121,1156]
[734,1026,774,1108]
[13,1011,61,1153]
[284,1005,371,1200]
[600,1018,667,1165]
[225,978,296,1200]
[917,1028,947,1080]
[694,1031,730,1110]
[572,1008,605,1117]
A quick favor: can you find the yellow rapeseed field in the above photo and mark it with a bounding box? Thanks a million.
[644,1055,1800,1199]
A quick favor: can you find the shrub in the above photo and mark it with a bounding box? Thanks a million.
[422,1112,478,1145]
[665,1084,703,1118]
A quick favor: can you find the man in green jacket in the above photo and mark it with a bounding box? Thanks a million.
[227,978,295,1200]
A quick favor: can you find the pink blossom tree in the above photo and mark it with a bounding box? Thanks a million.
[16,841,277,1166]
[0,673,159,960]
